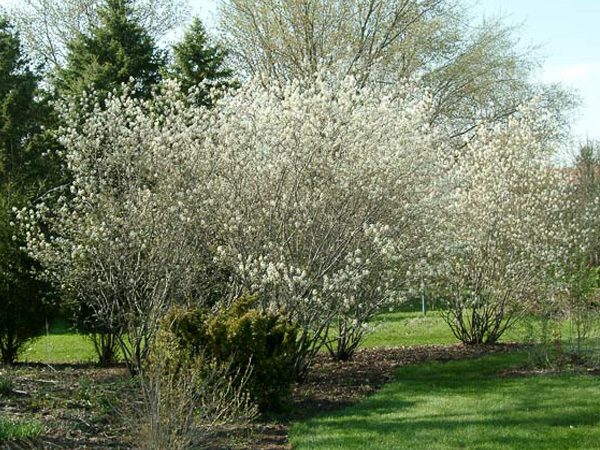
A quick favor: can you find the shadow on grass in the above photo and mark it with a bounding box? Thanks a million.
[291,352,600,450]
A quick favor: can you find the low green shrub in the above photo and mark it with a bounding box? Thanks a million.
[168,295,298,411]
[129,328,256,450]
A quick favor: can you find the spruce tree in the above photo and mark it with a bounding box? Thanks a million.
[56,0,165,103]
[170,17,236,106]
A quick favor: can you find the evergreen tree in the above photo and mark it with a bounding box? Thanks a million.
[0,16,54,364]
[56,0,165,103]
[170,17,236,106]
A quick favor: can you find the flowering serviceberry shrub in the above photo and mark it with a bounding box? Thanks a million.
[431,104,585,345]
[21,69,582,375]
[201,73,445,372]
[21,73,446,375]
[19,84,219,372]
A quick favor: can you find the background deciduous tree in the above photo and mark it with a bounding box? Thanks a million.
[218,0,576,142]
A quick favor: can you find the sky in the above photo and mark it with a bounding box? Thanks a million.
[0,0,598,144]
[472,0,600,145]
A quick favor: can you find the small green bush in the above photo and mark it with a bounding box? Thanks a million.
[129,328,256,450]
[168,295,298,411]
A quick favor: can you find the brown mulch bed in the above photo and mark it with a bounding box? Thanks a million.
[1,364,130,450]
[0,344,520,450]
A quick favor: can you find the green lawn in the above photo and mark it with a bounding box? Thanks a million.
[24,304,595,363]
[362,309,458,347]
[21,320,96,364]
[362,303,597,349]
[290,352,600,450]
[361,305,538,348]
[25,306,458,363]
[17,305,600,450]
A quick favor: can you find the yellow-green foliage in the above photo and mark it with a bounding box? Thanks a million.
[168,295,298,410]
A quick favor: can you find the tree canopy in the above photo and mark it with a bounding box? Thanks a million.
[218,0,576,142]
[9,0,190,72]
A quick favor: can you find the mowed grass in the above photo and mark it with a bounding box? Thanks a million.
[362,300,531,347]
[27,306,457,363]
[18,303,600,450]
[21,320,96,364]
[290,352,600,450]
[362,308,458,347]
[24,302,588,363]
[26,302,456,363]
[361,301,595,348]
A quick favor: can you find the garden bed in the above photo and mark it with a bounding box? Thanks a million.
[1,344,519,449]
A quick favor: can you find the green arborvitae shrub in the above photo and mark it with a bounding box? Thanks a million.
[168,295,298,411]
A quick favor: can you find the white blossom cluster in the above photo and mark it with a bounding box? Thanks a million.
[199,74,444,369]
[18,85,218,369]
[430,104,588,343]
[18,71,585,369]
